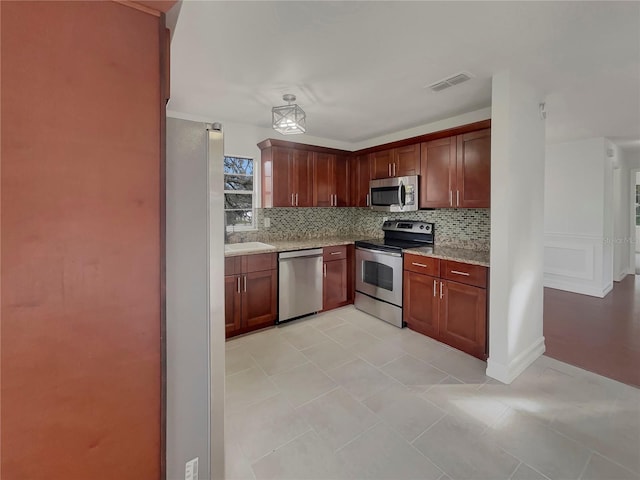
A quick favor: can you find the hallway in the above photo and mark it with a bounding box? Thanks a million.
[544,275,640,387]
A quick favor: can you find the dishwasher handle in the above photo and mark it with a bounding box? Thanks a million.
[278,248,324,260]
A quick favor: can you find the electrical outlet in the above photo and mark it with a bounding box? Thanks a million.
[264,217,270,228]
[185,457,198,480]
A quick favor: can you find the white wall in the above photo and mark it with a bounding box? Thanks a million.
[487,70,546,384]
[610,141,632,282]
[636,171,640,254]
[544,137,615,297]
[613,149,640,275]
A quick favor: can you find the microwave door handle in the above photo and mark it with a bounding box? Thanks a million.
[398,182,405,208]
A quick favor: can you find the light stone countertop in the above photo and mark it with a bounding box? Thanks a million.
[225,236,490,267]
[404,245,490,267]
[223,236,378,257]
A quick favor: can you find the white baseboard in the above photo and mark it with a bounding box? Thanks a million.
[544,277,612,298]
[614,271,629,282]
[486,337,546,384]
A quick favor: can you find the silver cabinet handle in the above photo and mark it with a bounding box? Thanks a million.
[440,281,443,299]
[433,279,437,297]
[449,191,453,206]
[334,194,338,206]
[295,193,299,206]
[330,251,342,255]
[412,262,427,268]
[450,270,471,276]
[366,193,370,206]
[237,276,241,293]
[393,163,397,176]
[388,163,391,177]
[323,263,327,277]
[456,190,460,206]
[331,194,334,206]
[291,193,295,206]
[243,275,247,292]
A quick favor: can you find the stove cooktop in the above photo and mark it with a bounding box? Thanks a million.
[355,220,435,254]
[354,238,433,254]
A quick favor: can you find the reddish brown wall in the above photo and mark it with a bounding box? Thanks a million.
[1,2,166,478]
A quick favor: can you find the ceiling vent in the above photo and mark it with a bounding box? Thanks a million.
[426,72,474,92]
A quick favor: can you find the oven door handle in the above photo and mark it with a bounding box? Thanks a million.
[355,246,402,258]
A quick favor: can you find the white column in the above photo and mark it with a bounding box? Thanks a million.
[486,71,546,384]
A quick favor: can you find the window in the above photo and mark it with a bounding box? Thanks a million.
[224,156,255,230]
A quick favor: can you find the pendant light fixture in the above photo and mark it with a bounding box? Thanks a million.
[272,94,306,135]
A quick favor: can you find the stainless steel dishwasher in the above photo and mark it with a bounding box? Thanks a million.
[278,248,324,323]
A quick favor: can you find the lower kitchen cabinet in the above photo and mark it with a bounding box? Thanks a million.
[225,253,277,338]
[403,254,488,359]
[439,279,486,359]
[322,245,352,311]
[403,270,439,338]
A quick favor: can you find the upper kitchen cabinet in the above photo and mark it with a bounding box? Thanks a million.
[292,149,313,207]
[260,143,312,207]
[371,148,394,179]
[420,137,456,208]
[371,144,420,179]
[394,144,420,177]
[313,152,349,207]
[456,129,491,208]
[349,154,372,207]
[419,128,491,208]
[259,139,350,208]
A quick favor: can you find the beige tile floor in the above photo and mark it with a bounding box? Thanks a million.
[225,306,640,480]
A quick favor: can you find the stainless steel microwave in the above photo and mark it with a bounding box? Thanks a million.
[369,175,418,212]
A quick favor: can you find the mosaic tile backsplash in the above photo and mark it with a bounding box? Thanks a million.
[228,208,490,251]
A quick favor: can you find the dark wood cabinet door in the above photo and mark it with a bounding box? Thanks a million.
[292,149,313,207]
[225,275,242,336]
[242,269,277,329]
[313,152,335,207]
[323,259,348,311]
[349,154,371,207]
[371,149,394,179]
[394,144,420,177]
[403,271,440,339]
[420,137,456,208]
[271,147,293,207]
[456,129,491,208]
[334,155,349,207]
[439,280,487,359]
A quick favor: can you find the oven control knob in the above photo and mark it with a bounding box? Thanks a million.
[419,225,424,229]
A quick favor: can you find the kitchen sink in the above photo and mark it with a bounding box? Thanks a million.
[224,242,275,253]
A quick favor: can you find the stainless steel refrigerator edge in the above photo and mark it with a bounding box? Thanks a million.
[166,117,225,480]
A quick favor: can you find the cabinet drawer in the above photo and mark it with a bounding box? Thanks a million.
[442,260,487,288]
[225,256,242,275]
[323,245,347,261]
[242,253,277,273]
[404,254,440,276]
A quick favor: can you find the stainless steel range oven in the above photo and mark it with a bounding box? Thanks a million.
[355,220,434,328]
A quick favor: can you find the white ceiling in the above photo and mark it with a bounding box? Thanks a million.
[169,1,640,146]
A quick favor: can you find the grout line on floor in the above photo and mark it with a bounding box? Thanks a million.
[577,451,595,480]
[247,427,314,467]
[333,420,383,454]
[507,461,523,480]
[292,385,342,410]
